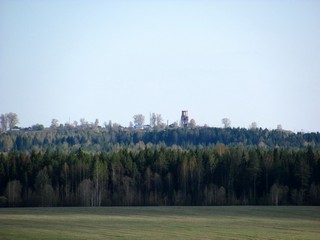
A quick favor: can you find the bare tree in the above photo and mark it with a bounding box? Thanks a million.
[156,114,163,126]
[222,118,231,128]
[0,114,8,132]
[150,113,164,128]
[80,118,88,128]
[7,112,19,130]
[150,113,157,127]
[51,119,59,128]
[133,114,145,126]
[277,124,283,131]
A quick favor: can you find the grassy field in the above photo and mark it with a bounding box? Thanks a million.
[0,206,319,240]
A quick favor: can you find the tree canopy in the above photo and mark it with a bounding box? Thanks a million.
[0,146,319,207]
[1,125,319,153]
[0,117,319,207]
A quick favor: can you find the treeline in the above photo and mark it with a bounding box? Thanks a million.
[1,126,320,153]
[1,146,320,207]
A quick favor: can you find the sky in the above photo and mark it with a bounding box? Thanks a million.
[0,0,319,132]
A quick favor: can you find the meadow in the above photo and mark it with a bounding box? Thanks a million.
[0,206,319,240]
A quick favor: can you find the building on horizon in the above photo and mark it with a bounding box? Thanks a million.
[181,110,189,128]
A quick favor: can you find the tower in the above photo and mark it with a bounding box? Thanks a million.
[181,110,189,128]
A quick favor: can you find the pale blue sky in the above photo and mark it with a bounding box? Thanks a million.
[1,0,319,132]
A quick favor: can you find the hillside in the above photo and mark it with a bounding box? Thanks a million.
[1,126,320,153]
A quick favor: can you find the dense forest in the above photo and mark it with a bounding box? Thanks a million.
[1,125,320,153]
[1,146,320,207]
[0,120,320,207]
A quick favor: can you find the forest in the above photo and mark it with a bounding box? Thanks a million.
[1,124,320,153]
[0,116,320,207]
[1,146,320,207]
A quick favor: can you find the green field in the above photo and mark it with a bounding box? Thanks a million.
[0,206,319,240]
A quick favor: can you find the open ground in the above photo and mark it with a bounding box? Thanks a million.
[0,206,319,240]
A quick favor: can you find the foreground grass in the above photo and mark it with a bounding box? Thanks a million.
[0,206,319,240]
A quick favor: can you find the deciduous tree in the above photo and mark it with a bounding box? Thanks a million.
[5,180,22,207]
[51,119,59,128]
[35,168,54,206]
[0,114,8,132]
[133,114,145,126]
[7,112,19,130]
[249,122,257,130]
[189,119,196,128]
[222,118,231,128]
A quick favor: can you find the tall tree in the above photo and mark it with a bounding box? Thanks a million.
[150,113,157,127]
[222,118,231,128]
[5,180,22,207]
[150,113,164,129]
[248,148,260,203]
[51,119,59,128]
[0,114,8,132]
[7,112,19,130]
[79,179,93,206]
[61,162,70,203]
[93,160,108,206]
[189,119,196,128]
[133,114,145,126]
[263,152,274,199]
[156,114,163,127]
[94,119,99,128]
[35,168,54,206]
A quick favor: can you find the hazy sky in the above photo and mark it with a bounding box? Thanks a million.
[1,1,319,132]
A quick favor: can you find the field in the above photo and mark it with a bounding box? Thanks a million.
[0,206,319,240]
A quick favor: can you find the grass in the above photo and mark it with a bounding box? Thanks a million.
[0,206,319,240]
